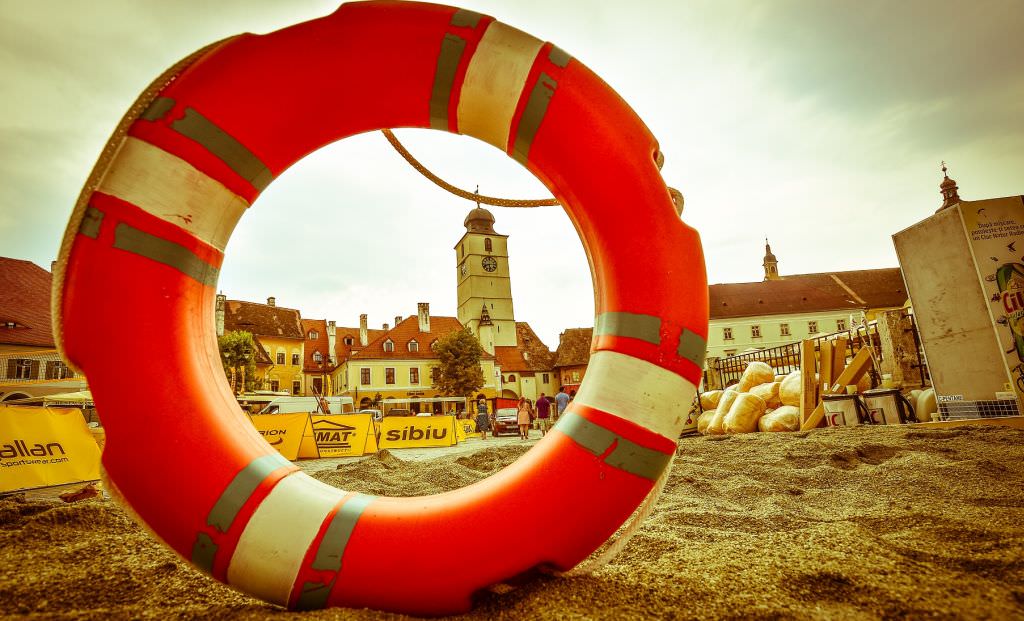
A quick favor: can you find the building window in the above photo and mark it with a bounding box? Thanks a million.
[383,339,394,352]
[291,353,300,366]
[431,367,441,382]
[484,238,492,252]
[460,244,464,257]
[344,336,354,346]
[780,323,791,337]
[276,352,285,365]
[312,377,323,394]
[571,371,580,382]
[313,351,323,363]
[808,321,818,334]
[11,359,34,380]
[308,330,318,340]
[270,379,280,392]
[360,368,371,385]
[723,327,733,340]
[410,368,419,384]
[46,360,72,380]
[408,340,418,352]
[508,374,516,382]
[837,319,847,331]
[542,373,549,383]
[751,325,761,338]
[292,380,301,395]
[430,339,438,351]
[724,349,737,357]
[385,368,396,385]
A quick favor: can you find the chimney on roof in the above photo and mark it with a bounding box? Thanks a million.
[383,323,389,330]
[359,314,368,347]
[215,293,226,337]
[50,260,56,273]
[395,315,402,328]
[267,296,276,307]
[418,302,430,333]
[327,320,337,364]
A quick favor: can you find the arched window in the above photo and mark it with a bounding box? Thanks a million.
[508,374,516,382]
[408,340,419,352]
[484,238,492,252]
[383,339,394,352]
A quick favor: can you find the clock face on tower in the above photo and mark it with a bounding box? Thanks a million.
[481,256,498,272]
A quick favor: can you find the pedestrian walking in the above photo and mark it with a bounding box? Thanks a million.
[555,386,570,420]
[517,396,532,440]
[476,398,491,439]
[536,393,551,435]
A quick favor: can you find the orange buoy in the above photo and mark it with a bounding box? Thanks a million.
[54,1,707,615]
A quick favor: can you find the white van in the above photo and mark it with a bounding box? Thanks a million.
[258,396,354,415]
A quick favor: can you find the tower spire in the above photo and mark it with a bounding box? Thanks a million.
[763,238,780,281]
[936,161,962,212]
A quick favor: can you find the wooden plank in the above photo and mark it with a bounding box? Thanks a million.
[831,337,849,384]
[800,347,874,431]
[820,341,834,390]
[799,339,817,426]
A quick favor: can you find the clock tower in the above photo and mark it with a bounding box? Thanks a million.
[455,205,516,351]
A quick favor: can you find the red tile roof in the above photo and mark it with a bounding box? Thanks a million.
[709,268,907,320]
[301,319,333,373]
[493,322,555,372]
[554,327,593,368]
[223,300,303,339]
[0,258,54,348]
[351,315,494,360]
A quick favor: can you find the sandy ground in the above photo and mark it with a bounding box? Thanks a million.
[2,424,1023,620]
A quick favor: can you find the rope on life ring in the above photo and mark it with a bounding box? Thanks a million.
[54,1,707,615]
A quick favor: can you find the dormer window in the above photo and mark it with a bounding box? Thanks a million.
[308,330,319,340]
[343,336,354,346]
[430,339,438,351]
[383,339,394,352]
[408,340,419,352]
[313,351,323,363]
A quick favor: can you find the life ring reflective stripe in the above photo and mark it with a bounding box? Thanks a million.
[55,1,707,615]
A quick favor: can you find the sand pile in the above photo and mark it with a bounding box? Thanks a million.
[2,425,1023,619]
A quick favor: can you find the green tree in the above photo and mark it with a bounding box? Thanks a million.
[432,328,485,397]
[218,330,258,394]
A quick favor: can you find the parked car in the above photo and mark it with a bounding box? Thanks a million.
[493,407,519,436]
[384,408,413,417]
[358,409,383,422]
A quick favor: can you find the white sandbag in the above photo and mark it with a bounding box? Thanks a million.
[758,405,801,432]
[723,392,766,434]
[700,390,724,411]
[750,381,782,409]
[779,370,802,406]
[737,361,775,393]
[697,410,716,435]
[707,389,738,435]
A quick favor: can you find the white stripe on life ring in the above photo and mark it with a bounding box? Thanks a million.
[456,21,544,151]
[226,473,346,606]
[97,136,249,251]
[573,350,696,441]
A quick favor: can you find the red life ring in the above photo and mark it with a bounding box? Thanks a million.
[54,1,707,615]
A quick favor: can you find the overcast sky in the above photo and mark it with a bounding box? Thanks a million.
[2,1,1022,348]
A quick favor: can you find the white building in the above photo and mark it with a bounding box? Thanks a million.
[707,241,908,359]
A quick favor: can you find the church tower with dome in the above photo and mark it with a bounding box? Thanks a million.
[455,203,517,352]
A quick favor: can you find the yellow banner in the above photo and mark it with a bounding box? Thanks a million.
[0,405,101,493]
[379,415,458,449]
[310,414,377,457]
[249,413,310,461]
[455,418,476,442]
